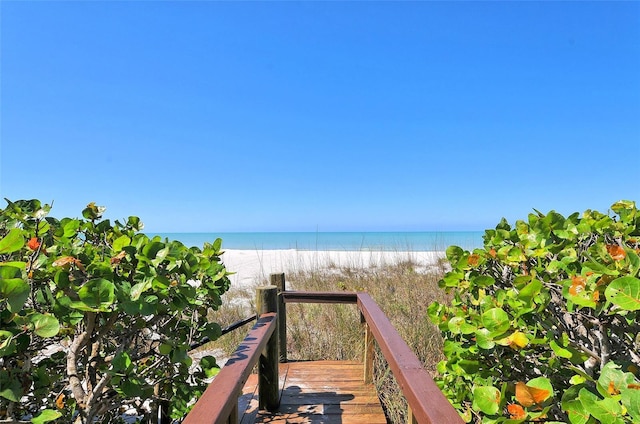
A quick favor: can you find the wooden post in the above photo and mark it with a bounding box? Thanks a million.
[256,286,280,411]
[362,312,374,384]
[228,403,238,424]
[407,405,418,424]
[270,273,287,363]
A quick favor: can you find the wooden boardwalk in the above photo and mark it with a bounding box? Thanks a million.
[183,288,463,424]
[238,361,388,424]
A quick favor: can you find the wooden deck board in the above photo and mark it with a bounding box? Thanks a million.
[239,361,387,424]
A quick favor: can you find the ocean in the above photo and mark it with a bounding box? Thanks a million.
[152,231,484,252]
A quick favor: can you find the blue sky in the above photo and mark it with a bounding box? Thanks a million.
[1,1,638,232]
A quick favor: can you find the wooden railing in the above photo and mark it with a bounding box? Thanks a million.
[183,274,462,424]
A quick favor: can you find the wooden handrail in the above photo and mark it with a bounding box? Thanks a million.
[282,290,358,304]
[284,291,462,423]
[182,312,277,424]
[183,284,462,423]
[357,293,463,424]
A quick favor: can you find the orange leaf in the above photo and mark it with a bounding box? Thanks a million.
[515,382,550,407]
[110,251,126,265]
[52,256,77,267]
[489,248,496,258]
[27,237,40,251]
[569,276,586,296]
[608,381,620,395]
[55,393,65,409]
[606,245,626,261]
[52,256,85,272]
[507,403,526,419]
[468,254,480,266]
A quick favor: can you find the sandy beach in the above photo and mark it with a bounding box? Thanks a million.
[221,249,445,288]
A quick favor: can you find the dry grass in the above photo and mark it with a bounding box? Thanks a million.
[204,253,451,423]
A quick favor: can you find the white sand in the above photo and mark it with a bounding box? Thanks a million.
[220,249,445,288]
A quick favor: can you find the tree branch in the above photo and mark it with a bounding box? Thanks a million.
[67,313,96,409]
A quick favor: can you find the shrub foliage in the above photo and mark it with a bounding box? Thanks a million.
[429,200,640,423]
[0,200,230,423]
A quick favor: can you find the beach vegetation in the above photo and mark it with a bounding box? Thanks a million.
[428,200,640,423]
[0,199,231,423]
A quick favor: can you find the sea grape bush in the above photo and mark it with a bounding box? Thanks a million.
[0,200,231,423]
[428,200,640,423]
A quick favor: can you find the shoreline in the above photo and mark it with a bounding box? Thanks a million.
[221,249,446,288]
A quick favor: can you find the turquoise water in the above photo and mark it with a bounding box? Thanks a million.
[152,232,484,252]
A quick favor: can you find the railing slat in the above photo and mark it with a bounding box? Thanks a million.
[182,312,277,424]
[357,293,463,424]
[282,291,358,304]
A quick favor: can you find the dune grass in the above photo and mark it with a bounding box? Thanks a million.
[204,252,451,423]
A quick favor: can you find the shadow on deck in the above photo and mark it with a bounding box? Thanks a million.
[239,361,386,424]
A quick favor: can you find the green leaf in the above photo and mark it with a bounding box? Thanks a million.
[578,388,624,424]
[457,359,480,374]
[481,307,510,336]
[550,339,573,359]
[171,347,192,366]
[626,248,640,277]
[159,343,172,355]
[112,235,132,251]
[0,228,25,254]
[31,409,63,424]
[583,260,619,276]
[127,215,144,231]
[212,237,222,251]
[142,241,165,260]
[0,377,21,402]
[82,202,105,220]
[0,261,26,270]
[201,322,222,341]
[117,377,146,397]
[130,280,152,301]
[472,275,495,287]
[605,277,640,311]
[199,355,219,378]
[30,313,60,338]
[475,328,495,349]
[563,399,590,424]
[472,385,501,415]
[61,218,80,238]
[73,278,115,311]
[112,351,132,373]
[0,331,16,357]
[446,245,465,269]
[0,277,30,312]
[611,200,636,223]
[518,280,543,304]
[448,316,476,335]
[569,375,586,385]
[621,383,640,422]
[0,265,21,279]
